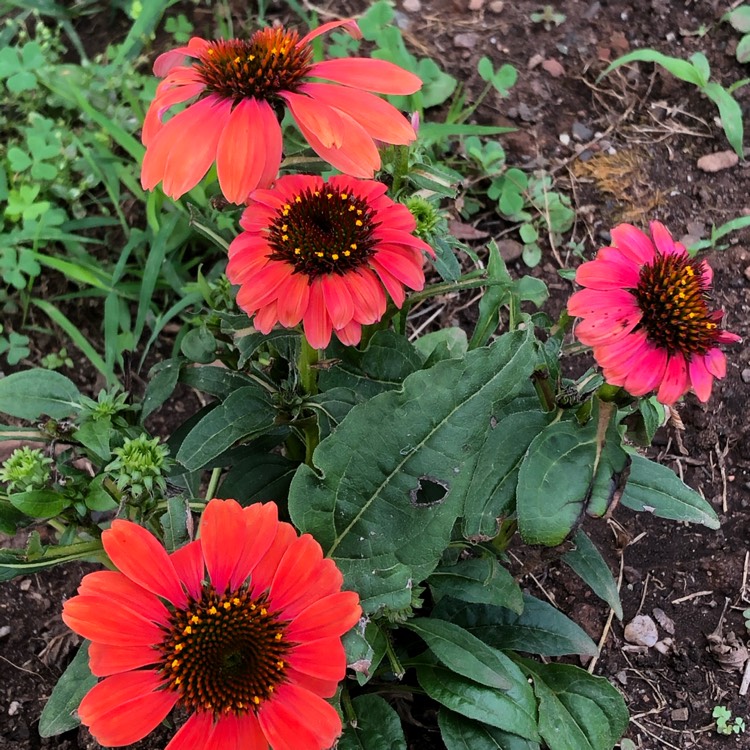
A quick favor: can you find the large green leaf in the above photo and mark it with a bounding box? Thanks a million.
[343,621,388,686]
[417,662,539,741]
[39,641,97,737]
[289,330,536,612]
[0,369,80,420]
[407,618,514,690]
[620,454,720,528]
[435,595,598,657]
[218,453,297,505]
[439,711,541,750]
[562,530,622,619]
[338,694,407,750]
[428,557,524,614]
[462,408,551,539]
[175,386,276,471]
[517,659,628,750]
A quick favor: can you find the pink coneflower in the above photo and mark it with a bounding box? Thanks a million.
[141,20,422,203]
[62,499,361,749]
[226,173,435,349]
[568,222,741,405]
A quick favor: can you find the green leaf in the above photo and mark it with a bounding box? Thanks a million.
[218,453,297,505]
[724,6,750,32]
[179,364,259,399]
[599,49,707,87]
[181,326,217,364]
[289,330,536,612]
[73,419,112,462]
[160,496,191,553]
[620,453,720,528]
[407,618,513,690]
[738,34,750,63]
[562,530,622,619]
[141,358,183,422]
[413,327,468,366]
[338,694,407,750]
[463,407,550,538]
[0,369,81,420]
[306,387,361,442]
[84,476,117,512]
[517,659,628,750]
[439,711,541,750]
[417,662,539,741]
[429,557,524,613]
[176,386,276,471]
[343,621,388,686]
[702,82,744,157]
[436,594,598,657]
[39,641,97,737]
[9,489,68,518]
[469,239,512,350]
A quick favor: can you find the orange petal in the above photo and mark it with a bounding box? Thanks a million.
[308,58,422,95]
[199,499,247,595]
[88,642,159,677]
[62,596,165,646]
[142,81,205,146]
[347,269,387,324]
[335,319,362,346]
[257,683,341,750]
[275,272,311,328]
[88,686,177,747]
[153,37,210,76]
[281,91,344,149]
[285,667,339,698]
[302,280,333,349]
[235,262,292,312]
[248,522,297,598]
[369,259,407,307]
[254,300,279,333]
[321,273,355,329]
[301,83,416,145]
[372,245,426,290]
[165,712,214,750]
[270,554,344,619]
[288,637,346,681]
[216,99,282,204]
[76,570,170,625]
[227,502,279,591]
[170,539,204,600]
[103,519,187,607]
[286,591,362,641]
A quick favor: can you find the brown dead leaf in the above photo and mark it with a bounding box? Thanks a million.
[447,219,490,240]
[541,59,565,78]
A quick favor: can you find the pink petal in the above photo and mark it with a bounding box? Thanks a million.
[704,348,727,378]
[592,329,650,371]
[347,269,387,324]
[566,288,639,318]
[573,308,642,347]
[142,81,205,146]
[372,246,426,290]
[282,92,344,149]
[335,320,362,346]
[656,354,689,405]
[622,345,668,396]
[254,300,279,333]
[688,355,714,402]
[103,520,187,608]
[649,221,684,257]
[610,224,656,265]
[308,58,422,95]
[575,252,641,291]
[370,259,407,308]
[235,262,292,312]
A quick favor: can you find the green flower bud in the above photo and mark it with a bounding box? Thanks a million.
[0,446,52,493]
[105,434,171,502]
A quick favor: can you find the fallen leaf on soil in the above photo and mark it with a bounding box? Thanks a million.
[707,630,749,671]
[454,32,479,49]
[624,614,658,647]
[652,607,675,635]
[541,59,565,78]
[447,219,489,240]
[697,150,739,173]
[527,53,544,70]
[496,239,523,262]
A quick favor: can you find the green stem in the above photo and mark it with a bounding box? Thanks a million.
[384,633,405,680]
[340,686,357,725]
[491,518,518,553]
[302,420,319,467]
[390,145,411,197]
[204,467,222,502]
[298,336,319,396]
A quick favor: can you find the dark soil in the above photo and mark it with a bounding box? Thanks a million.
[2,1,750,749]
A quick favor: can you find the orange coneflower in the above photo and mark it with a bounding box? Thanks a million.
[141,20,422,203]
[226,173,435,349]
[62,498,361,749]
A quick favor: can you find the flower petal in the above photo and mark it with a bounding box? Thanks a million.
[76,570,170,625]
[249,522,297,598]
[79,670,177,747]
[321,273,355,328]
[257,683,342,750]
[610,224,656,265]
[347,269,387,324]
[297,19,361,48]
[235,262,292,313]
[575,251,641,291]
[200,498,248,594]
[704,348,727,378]
[288,637,346,681]
[228,501,280,591]
[88,642,159,677]
[335,319,362,346]
[275,272,312,328]
[103,519,187,608]
[566,288,639,318]
[649,221,684,257]
[302,280,333,349]
[574,308,642,346]
[656,353,689,405]
[62,596,165,646]
[369,259,406,308]
[165,712,214,750]
[170,540,204,601]
[371,246,426,290]
[621,345,668,396]
[309,58,422,95]
[688,355,714,402]
[142,80,205,146]
[285,591,363,641]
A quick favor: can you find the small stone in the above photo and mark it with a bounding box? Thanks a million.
[468,0,485,9]
[488,0,504,11]
[571,121,594,142]
[615,670,628,685]
[623,565,642,584]
[559,133,571,146]
[654,638,674,654]
[653,607,675,635]
[624,614,659,647]
[744,266,750,283]
[517,103,535,122]
[671,707,689,722]
[741,368,750,384]
[496,239,523,262]
[8,701,20,716]
[0,625,10,638]
[19,578,31,591]
[402,0,421,11]
[541,58,565,78]
[528,53,544,70]
[454,32,479,49]
[697,150,739,172]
